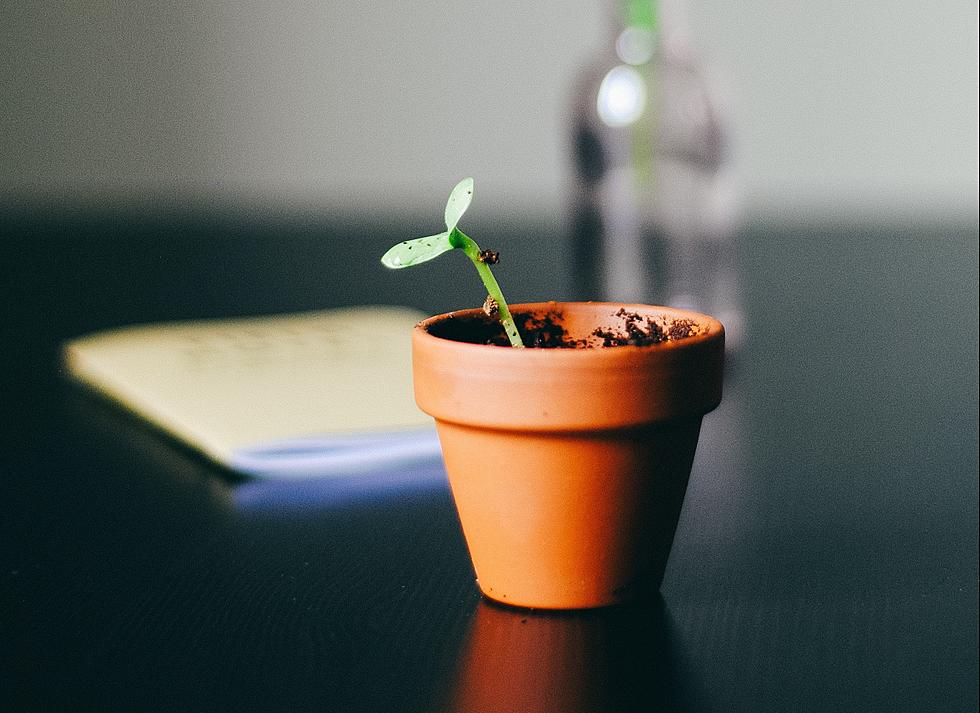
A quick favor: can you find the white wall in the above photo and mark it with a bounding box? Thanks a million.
[1,1,977,221]
[686,0,979,220]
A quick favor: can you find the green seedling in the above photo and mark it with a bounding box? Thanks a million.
[381,178,525,348]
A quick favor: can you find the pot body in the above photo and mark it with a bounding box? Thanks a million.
[413,302,724,609]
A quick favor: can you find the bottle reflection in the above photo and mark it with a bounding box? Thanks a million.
[443,598,688,712]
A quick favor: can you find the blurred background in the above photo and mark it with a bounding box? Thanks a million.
[2,1,976,213]
[1,0,977,331]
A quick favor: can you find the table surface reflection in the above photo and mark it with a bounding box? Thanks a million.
[2,208,977,712]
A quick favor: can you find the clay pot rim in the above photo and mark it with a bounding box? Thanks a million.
[415,301,725,360]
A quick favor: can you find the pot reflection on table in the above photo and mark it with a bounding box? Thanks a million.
[442,597,691,712]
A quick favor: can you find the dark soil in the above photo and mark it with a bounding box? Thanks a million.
[477,249,499,264]
[427,307,704,348]
[593,308,699,347]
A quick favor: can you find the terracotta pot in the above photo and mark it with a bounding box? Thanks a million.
[413,302,724,609]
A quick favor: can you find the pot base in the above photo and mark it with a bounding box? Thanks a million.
[438,417,702,610]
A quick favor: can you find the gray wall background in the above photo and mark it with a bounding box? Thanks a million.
[2,1,977,222]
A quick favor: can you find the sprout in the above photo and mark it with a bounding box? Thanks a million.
[381,178,525,348]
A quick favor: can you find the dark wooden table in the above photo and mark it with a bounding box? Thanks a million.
[2,205,977,712]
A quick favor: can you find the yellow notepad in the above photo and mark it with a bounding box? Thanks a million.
[63,306,441,478]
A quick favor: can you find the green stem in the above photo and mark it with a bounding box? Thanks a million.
[451,229,525,348]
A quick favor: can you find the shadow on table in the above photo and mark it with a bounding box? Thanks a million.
[440,597,693,712]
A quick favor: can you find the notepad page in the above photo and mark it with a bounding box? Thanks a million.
[63,307,433,469]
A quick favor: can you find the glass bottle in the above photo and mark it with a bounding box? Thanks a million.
[569,0,742,347]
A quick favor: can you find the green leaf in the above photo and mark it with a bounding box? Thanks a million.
[444,177,474,231]
[380,232,454,269]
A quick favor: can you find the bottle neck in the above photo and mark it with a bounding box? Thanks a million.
[622,0,657,32]
[606,0,657,66]
[607,0,692,65]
